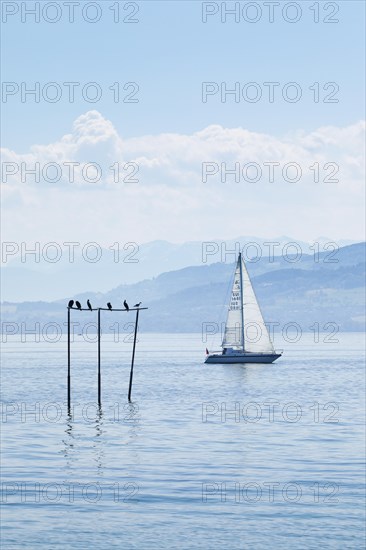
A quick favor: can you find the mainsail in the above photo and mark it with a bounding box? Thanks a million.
[222,254,275,354]
[222,257,243,349]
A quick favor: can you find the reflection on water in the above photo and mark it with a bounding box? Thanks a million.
[61,402,142,477]
[92,406,105,475]
[125,403,142,466]
[1,334,365,549]
[62,412,75,468]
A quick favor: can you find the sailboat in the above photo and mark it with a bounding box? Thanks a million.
[205,253,282,364]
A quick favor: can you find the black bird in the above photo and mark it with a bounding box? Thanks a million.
[75,300,82,310]
[134,302,142,308]
[123,300,129,311]
[68,300,74,308]
[107,302,112,310]
[87,299,92,311]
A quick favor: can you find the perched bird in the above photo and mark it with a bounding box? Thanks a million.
[123,300,129,311]
[134,302,142,308]
[107,302,112,310]
[87,299,92,311]
[68,300,74,308]
[75,301,82,310]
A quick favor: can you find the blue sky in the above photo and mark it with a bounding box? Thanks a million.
[1,1,365,245]
[2,1,365,147]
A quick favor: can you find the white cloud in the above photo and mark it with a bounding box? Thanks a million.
[1,111,365,244]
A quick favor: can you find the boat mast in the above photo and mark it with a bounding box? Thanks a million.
[238,252,245,351]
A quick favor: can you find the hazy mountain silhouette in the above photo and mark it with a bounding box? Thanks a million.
[1,236,357,302]
[2,242,364,333]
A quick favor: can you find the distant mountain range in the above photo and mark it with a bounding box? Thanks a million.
[1,236,358,302]
[2,242,365,334]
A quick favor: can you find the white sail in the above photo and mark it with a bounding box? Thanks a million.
[222,255,275,354]
[222,258,243,349]
[241,259,275,354]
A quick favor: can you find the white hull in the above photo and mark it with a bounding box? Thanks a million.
[205,352,282,364]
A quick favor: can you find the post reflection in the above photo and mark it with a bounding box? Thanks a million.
[62,411,75,470]
[61,402,142,479]
[92,405,105,475]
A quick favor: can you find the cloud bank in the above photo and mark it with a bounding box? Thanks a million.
[1,110,365,244]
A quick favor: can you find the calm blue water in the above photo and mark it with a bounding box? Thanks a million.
[1,333,365,549]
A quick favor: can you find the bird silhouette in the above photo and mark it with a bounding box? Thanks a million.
[87,299,92,311]
[107,302,112,310]
[75,301,82,310]
[134,302,142,307]
[68,300,74,308]
[123,300,129,311]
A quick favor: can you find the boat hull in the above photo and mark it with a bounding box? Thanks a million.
[205,353,282,364]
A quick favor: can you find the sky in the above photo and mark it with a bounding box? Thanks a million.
[1,0,365,249]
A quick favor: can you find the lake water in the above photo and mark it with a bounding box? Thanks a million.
[1,333,365,549]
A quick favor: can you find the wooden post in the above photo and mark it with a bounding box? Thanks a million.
[67,307,71,410]
[128,308,140,402]
[98,308,101,406]
[67,305,147,406]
